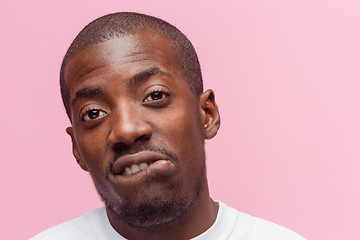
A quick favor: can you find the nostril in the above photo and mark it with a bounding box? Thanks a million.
[113,142,131,152]
[135,134,151,142]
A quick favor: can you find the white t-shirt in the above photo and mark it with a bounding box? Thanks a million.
[30,202,305,240]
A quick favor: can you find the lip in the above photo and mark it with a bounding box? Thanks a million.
[111,151,171,176]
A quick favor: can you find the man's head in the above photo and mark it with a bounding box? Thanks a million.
[61,12,220,231]
[60,12,203,121]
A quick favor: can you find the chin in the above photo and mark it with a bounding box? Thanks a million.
[99,173,206,230]
[101,185,191,229]
[117,195,191,229]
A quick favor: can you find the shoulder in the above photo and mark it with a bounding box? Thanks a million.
[218,202,306,240]
[30,207,107,240]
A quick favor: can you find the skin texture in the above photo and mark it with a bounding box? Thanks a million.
[65,31,221,240]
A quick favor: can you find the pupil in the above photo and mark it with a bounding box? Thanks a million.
[151,92,162,100]
[89,110,99,119]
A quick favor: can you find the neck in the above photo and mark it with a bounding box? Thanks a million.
[106,186,218,240]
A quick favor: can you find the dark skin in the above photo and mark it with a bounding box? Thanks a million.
[65,31,221,239]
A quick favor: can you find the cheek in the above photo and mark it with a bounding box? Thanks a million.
[158,105,205,165]
[75,129,109,173]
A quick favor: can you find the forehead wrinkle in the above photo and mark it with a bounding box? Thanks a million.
[75,64,110,84]
[104,51,150,68]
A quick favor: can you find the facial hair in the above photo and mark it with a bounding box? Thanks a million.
[94,144,207,230]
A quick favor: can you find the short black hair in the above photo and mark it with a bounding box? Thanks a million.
[60,12,203,120]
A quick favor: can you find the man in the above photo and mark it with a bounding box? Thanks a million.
[32,12,305,239]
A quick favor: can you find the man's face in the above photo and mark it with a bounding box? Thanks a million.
[64,33,217,228]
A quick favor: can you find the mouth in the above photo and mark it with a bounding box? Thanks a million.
[122,161,154,176]
[111,151,174,177]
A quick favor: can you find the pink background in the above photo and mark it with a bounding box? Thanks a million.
[1,0,359,239]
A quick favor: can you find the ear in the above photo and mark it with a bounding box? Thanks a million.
[66,127,88,172]
[199,89,221,139]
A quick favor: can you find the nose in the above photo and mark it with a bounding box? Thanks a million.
[107,105,152,147]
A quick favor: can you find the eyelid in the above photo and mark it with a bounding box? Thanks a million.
[144,85,171,96]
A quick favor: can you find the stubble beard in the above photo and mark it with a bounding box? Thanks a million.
[96,161,207,230]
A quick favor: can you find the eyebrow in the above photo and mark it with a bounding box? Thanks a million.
[72,86,104,106]
[128,66,172,86]
[71,67,171,105]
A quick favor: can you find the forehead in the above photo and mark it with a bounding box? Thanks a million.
[64,32,181,90]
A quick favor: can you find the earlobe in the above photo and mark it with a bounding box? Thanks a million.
[199,90,221,139]
[66,127,89,172]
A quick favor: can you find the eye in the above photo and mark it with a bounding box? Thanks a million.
[82,109,106,121]
[143,90,169,102]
